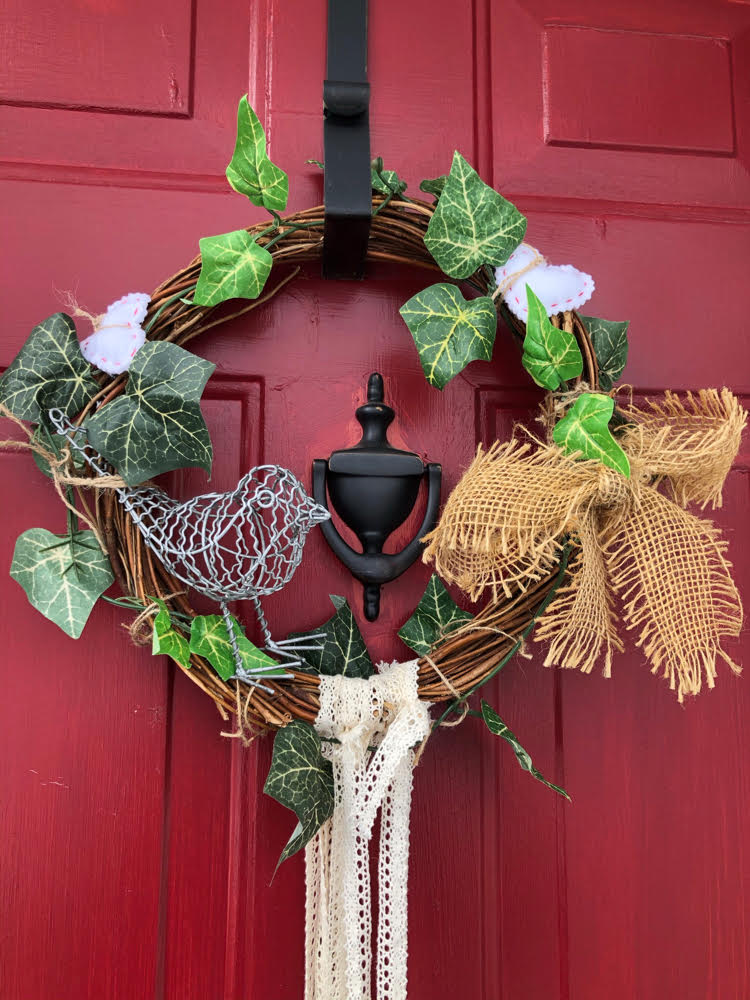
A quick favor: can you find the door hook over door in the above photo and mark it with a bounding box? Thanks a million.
[321,0,372,279]
[313,373,442,621]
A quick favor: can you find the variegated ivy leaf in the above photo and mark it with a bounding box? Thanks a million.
[0,313,99,425]
[481,700,569,799]
[226,96,289,212]
[553,393,630,477]
[85,341,214,486]
[194,229,273,308]
[189,613,284,682]
[371,158,407,197]
[423,152,527,279]
[151,598,191,669]
[264,720,334,868]
[290,595,374,678]
[10,528,113,638]
[398,574,473,656]
[399,282,497,389]
[419,175,448,201]
[522,285,584,390]
[580,315,629,392]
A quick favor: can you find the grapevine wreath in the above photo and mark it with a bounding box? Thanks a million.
[1,97,745,999]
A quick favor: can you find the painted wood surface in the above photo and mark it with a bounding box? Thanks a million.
[1,1,748,997]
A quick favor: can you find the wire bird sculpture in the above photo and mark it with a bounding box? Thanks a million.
[49,409,330,690]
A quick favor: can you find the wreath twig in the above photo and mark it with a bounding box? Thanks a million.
[82,195,598,729]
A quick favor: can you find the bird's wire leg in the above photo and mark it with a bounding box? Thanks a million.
[249,593,323,669]
[220,601,283,692]
[272,633,328,652]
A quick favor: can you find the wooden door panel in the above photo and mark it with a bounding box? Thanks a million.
[0,0,251,187]
[489,0,750,210]
[1,0,193,115]
[0,448,167,999]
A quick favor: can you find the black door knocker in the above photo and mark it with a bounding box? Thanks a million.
[312,373,442,621]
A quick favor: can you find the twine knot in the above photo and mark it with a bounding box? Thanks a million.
[594,465,630,508]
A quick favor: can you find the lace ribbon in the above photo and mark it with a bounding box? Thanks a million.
[305,660,431,1000]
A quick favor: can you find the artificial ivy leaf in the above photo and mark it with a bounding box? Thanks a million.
[481,700,569,800]
[189,613,284,682]
[225,95,289,212]
[398,574,473,656]
[264,720,334,867]
[85,341,214,486]
[371,158,407,197]
[580,315,630,392]
[290,595,374,677]
[423,152,526,279]
[522,286,584,390]
[151,598,191,669]
[10,528,113,638]
[399,283,497,389]
[419,175,448,201]
[0,313,99,425]
[194,229,273,308]
[553,393,631,477]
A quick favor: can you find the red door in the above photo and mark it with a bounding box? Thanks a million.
[2,1,748,998]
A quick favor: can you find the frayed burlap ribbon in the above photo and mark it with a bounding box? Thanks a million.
[423,389,746,701]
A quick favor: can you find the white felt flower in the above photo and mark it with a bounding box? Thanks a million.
[495,244,594,321]
[79,293,150,375]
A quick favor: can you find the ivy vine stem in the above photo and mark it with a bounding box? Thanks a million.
[431,543,571,731]
[144,285,198,333]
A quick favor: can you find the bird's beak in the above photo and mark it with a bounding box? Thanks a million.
[306,501,331,526]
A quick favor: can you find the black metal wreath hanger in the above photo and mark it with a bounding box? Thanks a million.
[322,0,372,279]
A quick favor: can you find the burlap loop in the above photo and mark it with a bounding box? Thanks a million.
[423,388,746,701]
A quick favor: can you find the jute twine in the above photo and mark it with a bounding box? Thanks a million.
[492,244,546,300]
[0,402,127,550]
[423,388,746,702]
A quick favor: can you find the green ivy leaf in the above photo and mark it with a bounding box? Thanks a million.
[85,341,214,486]
[481,700,570,799]
[419,175,448,201]
[553,393,631,477]
[10,528,113,638]
[371,158,407,197]
[0,313,99,425]
[151,598,191,669]
[264,720,334,868]
[225,96,289,212]
[194,229,273,308]
[398,574,473,656]
[580,315,630,392]
[522,286,584,390]
[189,613,284,682]
[290,595,374,678]
[423,152,526,279]
[400,283,497,389]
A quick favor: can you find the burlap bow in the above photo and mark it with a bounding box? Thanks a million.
[423,389,746,701]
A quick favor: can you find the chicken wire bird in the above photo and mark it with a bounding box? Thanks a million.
[49,408,330,690]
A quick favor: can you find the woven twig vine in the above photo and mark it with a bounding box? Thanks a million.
[66,195,599,728]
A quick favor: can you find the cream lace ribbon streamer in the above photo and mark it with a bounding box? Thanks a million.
[305,660,431,1000]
